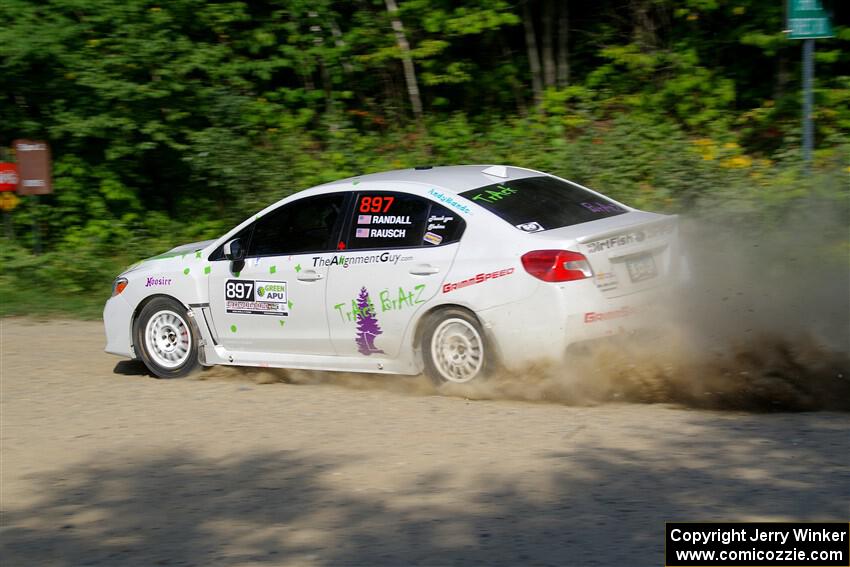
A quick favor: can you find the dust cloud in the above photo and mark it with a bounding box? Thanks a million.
[200,202,850,412]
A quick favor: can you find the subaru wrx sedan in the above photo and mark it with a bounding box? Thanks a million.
[104,165,680,383]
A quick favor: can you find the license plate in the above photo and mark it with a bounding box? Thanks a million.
[626,253,657,283]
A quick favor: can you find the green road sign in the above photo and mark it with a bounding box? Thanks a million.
[787,0,833,39]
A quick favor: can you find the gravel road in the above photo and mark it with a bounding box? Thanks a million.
[1,318,848,566]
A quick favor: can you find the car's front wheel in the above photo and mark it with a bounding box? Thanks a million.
[133,297,199,379]
[422,308,490,384]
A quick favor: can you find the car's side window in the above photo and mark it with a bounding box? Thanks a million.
[423,202,465,246]
[345,192,465,250]
[346,192,429,249]
[245,193,346,257]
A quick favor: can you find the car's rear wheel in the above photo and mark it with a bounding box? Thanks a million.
[134,297,199,379]
[422,309,490,384]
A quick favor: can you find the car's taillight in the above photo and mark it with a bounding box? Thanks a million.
[112,277,128,297]
[521,250,594,282]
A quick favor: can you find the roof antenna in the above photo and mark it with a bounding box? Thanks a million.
[482,165,508,178]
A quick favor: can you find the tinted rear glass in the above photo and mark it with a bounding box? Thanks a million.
[459,176,627,233]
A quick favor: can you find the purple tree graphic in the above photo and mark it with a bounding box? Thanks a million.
[355,286,384,356]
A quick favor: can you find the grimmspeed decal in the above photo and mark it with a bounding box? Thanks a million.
[225,279,289,316]
[583,306,634,323]
[442,268,515,293]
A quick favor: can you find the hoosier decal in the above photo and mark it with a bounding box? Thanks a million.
[145,276,172,287]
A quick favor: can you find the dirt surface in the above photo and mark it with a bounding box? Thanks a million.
[2,319,848,566]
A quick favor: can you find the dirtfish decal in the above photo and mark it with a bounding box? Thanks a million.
[585,223,674,254]
[586,233,643,254]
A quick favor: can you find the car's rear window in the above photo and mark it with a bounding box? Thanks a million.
[459,176,627,233]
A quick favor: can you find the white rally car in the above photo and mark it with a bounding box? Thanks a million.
[104,165,680,383]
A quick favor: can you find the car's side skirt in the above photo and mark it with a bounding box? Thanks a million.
[190,304,423,376]
[203,347,422,376]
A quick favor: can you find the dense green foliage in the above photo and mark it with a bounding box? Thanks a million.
[1,0,848,317]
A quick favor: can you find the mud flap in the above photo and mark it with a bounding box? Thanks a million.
[187,304,220,366]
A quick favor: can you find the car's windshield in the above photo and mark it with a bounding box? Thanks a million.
[459,176,627,233]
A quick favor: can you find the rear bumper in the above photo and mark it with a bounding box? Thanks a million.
[103,295,135,358]
[478,279,663,369]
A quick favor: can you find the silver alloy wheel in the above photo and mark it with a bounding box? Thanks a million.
[144,309,192,369]
[430,317,485,383]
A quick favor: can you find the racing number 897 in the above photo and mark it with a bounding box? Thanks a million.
[225,281,253,300]
[359,196,394,213]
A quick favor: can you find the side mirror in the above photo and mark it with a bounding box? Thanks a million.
[223,238,245,261]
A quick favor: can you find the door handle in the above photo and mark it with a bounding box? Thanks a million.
[409,264,440,276]
[297,270,323,282]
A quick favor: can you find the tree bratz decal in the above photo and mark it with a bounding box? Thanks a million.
[354,287,385,355]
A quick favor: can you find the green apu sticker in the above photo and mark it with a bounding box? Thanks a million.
[288,300,293,309]
[270,265,276,274]
[183,268,190,275]
[230,324,237,333]
[204,265,211,275]
[195,251,201,259]
[294,263,302,273]
[279,320,285,327]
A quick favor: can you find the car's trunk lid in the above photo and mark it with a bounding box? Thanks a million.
[527,211,679,298]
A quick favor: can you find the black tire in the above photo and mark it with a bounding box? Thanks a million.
[133,297,199,379]
[422,308,491,384]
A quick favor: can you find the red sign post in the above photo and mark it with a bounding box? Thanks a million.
[0,162,20,235]
[0,162,18,192]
